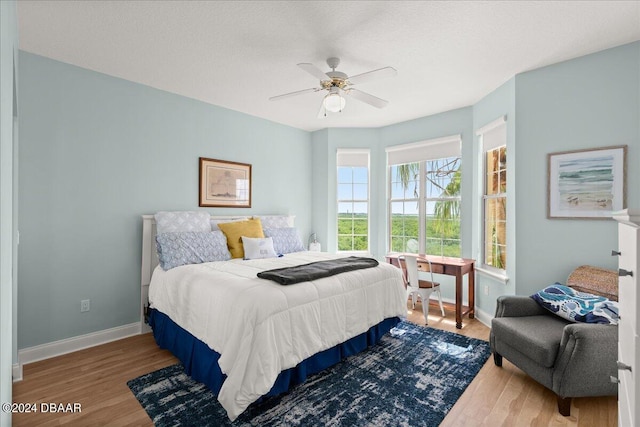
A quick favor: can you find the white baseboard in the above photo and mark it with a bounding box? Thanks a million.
[12,363,22,382]
[474,307,493,328]
[12,306,491,382]
[16,322,141,377]
[424,296,492,328]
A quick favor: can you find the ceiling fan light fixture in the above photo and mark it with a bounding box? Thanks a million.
[323,92,345,113]
[271,58,396,116]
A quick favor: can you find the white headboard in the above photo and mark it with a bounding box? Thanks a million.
[139,214,294,333]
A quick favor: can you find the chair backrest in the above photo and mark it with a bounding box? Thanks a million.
[403,255,419,289]
[567,265,618,301]
[403,255,436,289]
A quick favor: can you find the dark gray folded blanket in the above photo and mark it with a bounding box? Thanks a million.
[257,256,379,285]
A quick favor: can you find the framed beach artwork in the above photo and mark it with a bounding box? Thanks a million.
[547,145,627,219]
[199,157,252,208]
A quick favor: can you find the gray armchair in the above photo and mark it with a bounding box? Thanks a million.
[490,266,618,416]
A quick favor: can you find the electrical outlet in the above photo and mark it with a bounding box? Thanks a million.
[483,285,489,296]
[80,299,90,313]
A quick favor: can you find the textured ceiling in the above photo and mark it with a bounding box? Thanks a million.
[17,1,640,131]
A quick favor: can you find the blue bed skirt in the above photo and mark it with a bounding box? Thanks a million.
[149,309,400,399]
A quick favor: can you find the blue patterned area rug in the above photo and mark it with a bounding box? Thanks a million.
[128,322,490,426]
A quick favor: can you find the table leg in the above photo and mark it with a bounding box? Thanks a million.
[468,266,475,319]
[455,270,462,329]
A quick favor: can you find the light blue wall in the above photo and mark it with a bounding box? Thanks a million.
[379,107,474,260]
[16,40,639,350]
[310,42,639,318]
[472,78,517,316]
[471,42,639,317]
[1,0,18,420]
[379,108,475,304]
[17,52,312,348]
[311,128,380,254]
[310,108,473,260]
[310,128,330,251]
[513,42,640,297]
[311,108,473,303]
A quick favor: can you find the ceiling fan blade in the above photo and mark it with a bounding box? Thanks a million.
[298,63,331,81]
[269,87,320,101]
[345,89,388,108]
[347,66,397,85]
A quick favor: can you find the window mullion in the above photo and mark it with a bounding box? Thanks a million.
[418,161,426,254]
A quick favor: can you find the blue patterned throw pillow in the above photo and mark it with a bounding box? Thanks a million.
[255,215,294,229]
[531,284,619,325]
[156,231,231,270]
[263,227,306,254]
[154,211,211,234]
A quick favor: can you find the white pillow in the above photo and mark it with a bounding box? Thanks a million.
[241,236,277,260]
[155,211,211,234]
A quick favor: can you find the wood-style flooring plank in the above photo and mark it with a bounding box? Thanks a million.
[12,333,176,427]
[407,302,616,427]
[11,302,617,426]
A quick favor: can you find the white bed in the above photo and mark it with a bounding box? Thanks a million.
[141,214,407,420]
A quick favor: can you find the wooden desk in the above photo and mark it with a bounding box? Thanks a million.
[386,253,475,329]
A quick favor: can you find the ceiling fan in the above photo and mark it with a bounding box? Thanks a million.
[269,57,397,117]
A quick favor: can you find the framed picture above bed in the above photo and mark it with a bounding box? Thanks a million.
[199,157,252,208]
[547,145,627,219]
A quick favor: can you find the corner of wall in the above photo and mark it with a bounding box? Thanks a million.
[471,78,517,316]
[0,0,18,423]
[310,129,330,249]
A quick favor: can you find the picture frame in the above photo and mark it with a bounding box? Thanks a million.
[199,157,252,208]
[547,145,627,219]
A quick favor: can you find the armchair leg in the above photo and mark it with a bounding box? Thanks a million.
[493,352,502,367]
[556,396,571,416]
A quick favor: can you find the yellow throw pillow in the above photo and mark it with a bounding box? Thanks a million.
[218,218,265,259]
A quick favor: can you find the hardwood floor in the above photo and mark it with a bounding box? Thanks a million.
[12,303,617,426]
[406,307,618,427]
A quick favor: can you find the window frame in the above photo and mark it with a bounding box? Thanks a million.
[388,161,422,254]
[424,157,462,257]
[336,149,370,253]
[477,116,508,274]
[482,145,507,272]
[388,156,462,257]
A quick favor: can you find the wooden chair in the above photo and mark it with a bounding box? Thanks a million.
[401,255,445,324]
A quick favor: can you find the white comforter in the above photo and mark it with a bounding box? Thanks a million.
[148,252,406,420]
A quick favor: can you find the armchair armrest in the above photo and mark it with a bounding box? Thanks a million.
[559,323,618,348]
[494,295,548,318]
[553,323,618,397]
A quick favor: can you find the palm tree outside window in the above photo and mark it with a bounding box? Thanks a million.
[390,157,461,256]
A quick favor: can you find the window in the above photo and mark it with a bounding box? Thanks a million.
[484,146,506,269]
[425,157,461,256]
[389,162,419,253]
[478,117,507,271]
[337,149,369,252]
[387,136,461,256]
